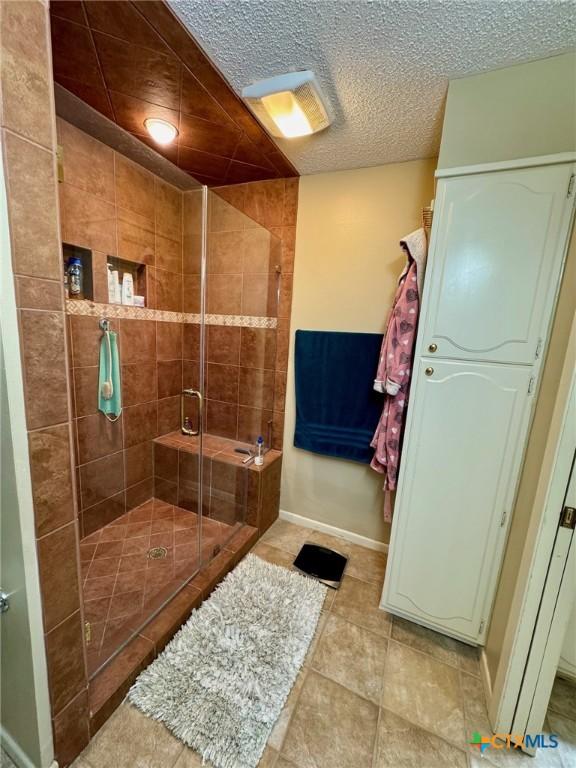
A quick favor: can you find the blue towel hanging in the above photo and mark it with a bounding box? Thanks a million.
[294,330,383,464]
[98,329,122,420]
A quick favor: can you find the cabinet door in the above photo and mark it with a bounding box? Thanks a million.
[381,358,532,643]
[421,164,574,365]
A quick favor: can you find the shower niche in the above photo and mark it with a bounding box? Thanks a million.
[62,242,94,301]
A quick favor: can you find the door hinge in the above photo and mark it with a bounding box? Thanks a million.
[528,376,536,395]
[535,338,543,360]
[479,619,485,635]
[560,506,576,530]
[500,509,508,527]
[568,174,575,198]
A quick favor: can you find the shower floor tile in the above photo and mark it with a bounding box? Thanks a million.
[82,498,239,676]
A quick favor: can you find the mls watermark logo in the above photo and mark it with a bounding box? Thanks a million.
[470,731,559,755]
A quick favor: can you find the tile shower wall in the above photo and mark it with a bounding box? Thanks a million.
[58,118,190,537]
[211,180,298,450]
[182,190,285,446]
[0,3,90,764]
[59,122,299,533]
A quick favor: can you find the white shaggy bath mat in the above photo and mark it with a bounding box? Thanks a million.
[129,553,327,768]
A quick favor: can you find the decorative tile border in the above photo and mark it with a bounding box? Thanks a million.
[205,313,277,329]
[65,300,277,328]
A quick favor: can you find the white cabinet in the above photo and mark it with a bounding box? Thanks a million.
[422,165,573,365]
[381,159,576,645]
[383,359,531,642]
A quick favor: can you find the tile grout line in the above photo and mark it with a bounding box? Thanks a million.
[259,528,481,757]
[260,533,480,676]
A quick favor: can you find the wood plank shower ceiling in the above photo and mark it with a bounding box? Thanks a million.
[49,0,299,186]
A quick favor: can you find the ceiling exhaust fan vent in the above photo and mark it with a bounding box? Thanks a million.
[242,71,331,139]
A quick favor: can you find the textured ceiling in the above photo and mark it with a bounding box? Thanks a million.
[171,0,576,175]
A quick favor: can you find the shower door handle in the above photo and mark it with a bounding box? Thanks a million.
[181,389,203,436]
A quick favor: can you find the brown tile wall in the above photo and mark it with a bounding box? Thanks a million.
[211,180,298,450]
[179,184,296,450]
[58,118,192,538]
[59,124,299,533]
[2,11,297,759]
[0,2,90,763]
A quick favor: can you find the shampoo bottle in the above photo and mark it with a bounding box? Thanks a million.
[121,273,134,305]
[112,271,121,304]
[107,266,116,303]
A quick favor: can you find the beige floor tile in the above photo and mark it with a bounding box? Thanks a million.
[306,530,352,558]
[70,761,92,768]
[275,757,297,768]
[269,670,308,751]
[281,670,379,768]
[461,674,564,767]
[548,677,576,721]
[381,640,466,746]
[375,708,468,767]
[345,545,387,585]
[260,520,310,555]
[392,615,479,675]
[173,748,206,767]
[332,576,392,637]
[253,541,296,569]
[322,587,336,610]
[304,612,328,667]
[173,744,277,767]
[460,670,492,736]
[259,746,279,767]
[312,613,388,703]
[81,703,183,767]
[548,711,576,768]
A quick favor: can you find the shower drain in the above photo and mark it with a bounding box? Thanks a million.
[148,546,168,560]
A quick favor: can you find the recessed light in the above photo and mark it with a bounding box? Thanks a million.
[144,118,178,145]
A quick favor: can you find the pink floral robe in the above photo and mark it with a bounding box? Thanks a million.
[371,229,427,521]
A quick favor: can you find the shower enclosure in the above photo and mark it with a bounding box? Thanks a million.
[81,186,282,676]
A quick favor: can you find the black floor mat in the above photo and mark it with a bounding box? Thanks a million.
[293,542,348,589]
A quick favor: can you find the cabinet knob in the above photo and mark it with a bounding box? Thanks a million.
[428,343,437,353]
[425,367,434,376]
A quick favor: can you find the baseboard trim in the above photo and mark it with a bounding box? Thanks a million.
[480,647,493,701]
[279,509,389,554]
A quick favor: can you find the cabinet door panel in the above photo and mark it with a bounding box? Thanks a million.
[422,165,573,364]
[382,359,532,642]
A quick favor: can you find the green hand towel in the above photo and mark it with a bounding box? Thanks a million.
[98,331,122,419]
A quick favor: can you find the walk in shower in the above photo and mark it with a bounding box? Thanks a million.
[63,134,283,676]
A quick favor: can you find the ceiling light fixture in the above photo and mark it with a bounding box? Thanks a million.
[242,71,331,139]
[144,118,178,145]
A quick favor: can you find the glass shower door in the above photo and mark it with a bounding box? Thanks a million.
[85,187,207,677]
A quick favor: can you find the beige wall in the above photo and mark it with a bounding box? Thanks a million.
[485,224,576,682]
[281,159,436,544]
[438,53,576,169]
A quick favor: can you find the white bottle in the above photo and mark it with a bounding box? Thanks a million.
[112,270,121,304]
[107,266,116,304]
[122,273,134,305]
